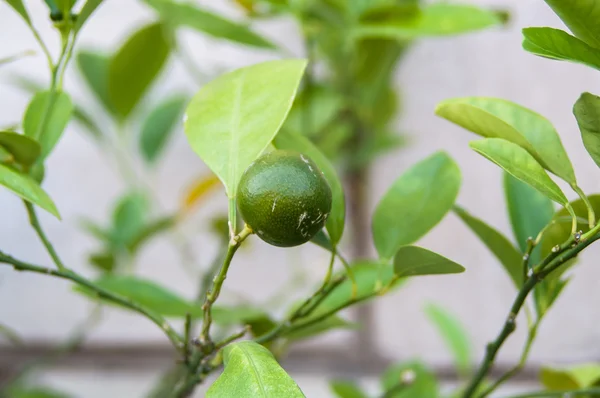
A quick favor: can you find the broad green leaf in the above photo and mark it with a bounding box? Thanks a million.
[207,341,305,398]
[144,0,276,49]
[274,130,345,245]
[74,275,201,317]
[541,363,600,390]
[76,50,113,114]
[469,138,567,205]
[140,95,187,164]
[543,0,600,48]
[436,97,576,183]
[372,151,461,260]
[75,0,105,32]
[381,361,438,398]
[393,246,464,278]
[7,386,73,398]
[424,303,471,375]
[4,0,31,24]
[184,59,306,200]
[283,84,345,137]
[0,163,59,218]
[523,27,600,71]
[111,192,148,250]
[329,380,368,398]
[22,91,73,160]
[453,205,523,287]
[212,305,271,326]
[574,92,600,169]
[0,131,41,166]
[108,23,171,119]
[310,229,334,252]
[355,4,501,40]
[283,316,356,341]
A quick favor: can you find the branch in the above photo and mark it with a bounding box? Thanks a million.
[25,202,66,271]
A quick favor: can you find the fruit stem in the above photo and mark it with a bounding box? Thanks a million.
[199,224,253,344]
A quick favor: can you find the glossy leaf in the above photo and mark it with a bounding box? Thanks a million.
[541,363,600,390]
[274,130,345,245]
[75,0,105,32]
[4,0,31,24]
[207,341,305,398]
[372,151,461,260]
[329,380,368,398]
[76,50,113,114]
[355,4,501,40]
[108,23,171,119]
[22,91,73,160]
[140,95,187,163]
[453,205,523,287]
[470,138,567,205]
[184,59,306,201]
[0,163,59,218]
[436,97,575,183]
[523,27,600,71]
[181,173,221,213]
[543,0,600,48]
[425,303,471,375]
[0,131,41,166]
[283,316,356,341]
[144,0,276,49]
[393,246,464,278]
[574,92,600,169]
[111,192,148,249]
[381,361,438,398]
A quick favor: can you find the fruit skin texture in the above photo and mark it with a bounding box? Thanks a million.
[237,150,332,247]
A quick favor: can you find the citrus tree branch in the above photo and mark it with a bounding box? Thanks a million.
[24,201,66,271]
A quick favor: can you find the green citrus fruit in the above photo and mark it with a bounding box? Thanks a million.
[237,150,332,247]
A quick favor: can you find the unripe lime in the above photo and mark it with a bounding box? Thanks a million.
[237,150,332,247]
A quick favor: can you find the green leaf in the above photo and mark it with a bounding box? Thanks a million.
[7,386,73,398]
[574,92,600,170]
[75,0,105,32]
[74,275,201,317]
[372,151,461,260]
[453,205,523,287]
[140,95,187,164]
[541,363,600,390]
[522,27,600,71]
[72,106,103,140]
[393,246,464,278]
[144,0,276,49]
[22,91,73,160]
[381,361,438,398]
[108,23,171,119]
[0,131,41,166]
[283,316,356,341]
[0,163,59,218]
[424,303,471,375]
[469,138,567,205]
[355,4,501,40]
[184,59,306,200]
[283,84,345,137]
[128,216,175,253]
[111,192,148,250]
[4,0,31,24]
[274,130,345,245]
[329,380,368,398]
[436,97,576,183]
[88,251,116,273]
[310,229,334,252]
[207,341,305,398]
[543,0,600,48]
[76,50,114,114]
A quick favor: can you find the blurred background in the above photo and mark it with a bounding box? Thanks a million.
[1,0,600,396]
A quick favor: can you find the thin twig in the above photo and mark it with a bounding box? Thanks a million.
[24,201,66,271]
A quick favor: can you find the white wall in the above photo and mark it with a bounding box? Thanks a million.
[1,0,600,394]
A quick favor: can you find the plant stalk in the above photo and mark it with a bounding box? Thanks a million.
[24,201,66,271]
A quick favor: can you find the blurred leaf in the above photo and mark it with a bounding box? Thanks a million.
[0,163,59,218]
[574,92,600,170]
[541,363,600,390]
[144,0,276,49]
[213,306,276,337]
[381,361,438,398]
[424,303,471,375]
[108,23,171,119]
[543,0,600,48]
[329,380,368,398]
[22,91,73,160]
[351,131,406,169]
[436,97,575,184]
[372,151,461,260]
[88,251,116,273]
[523,27,600,71]
[111,192,148,249]
[274,130,345,245]
[0,131,41,166]
[469,138,567,206]
[310,229,334,252]
[0,50,35,67]
[79,218,112,241]
[140,95,187,163]
[453,205,523,287]
[7,386,73,398]
[55,0,76,14]
[0,322,22,345]
[181,173,221,213]
[283,84,345,136]
[207,341,305,397]
[75,0,105,32]
[393,246,464,278]
[283,316,356,341]
[3,0,31,24]
[128,216,175,253]
[72,106,103,139]
[0,146,12,163]
[76,50,114,114]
